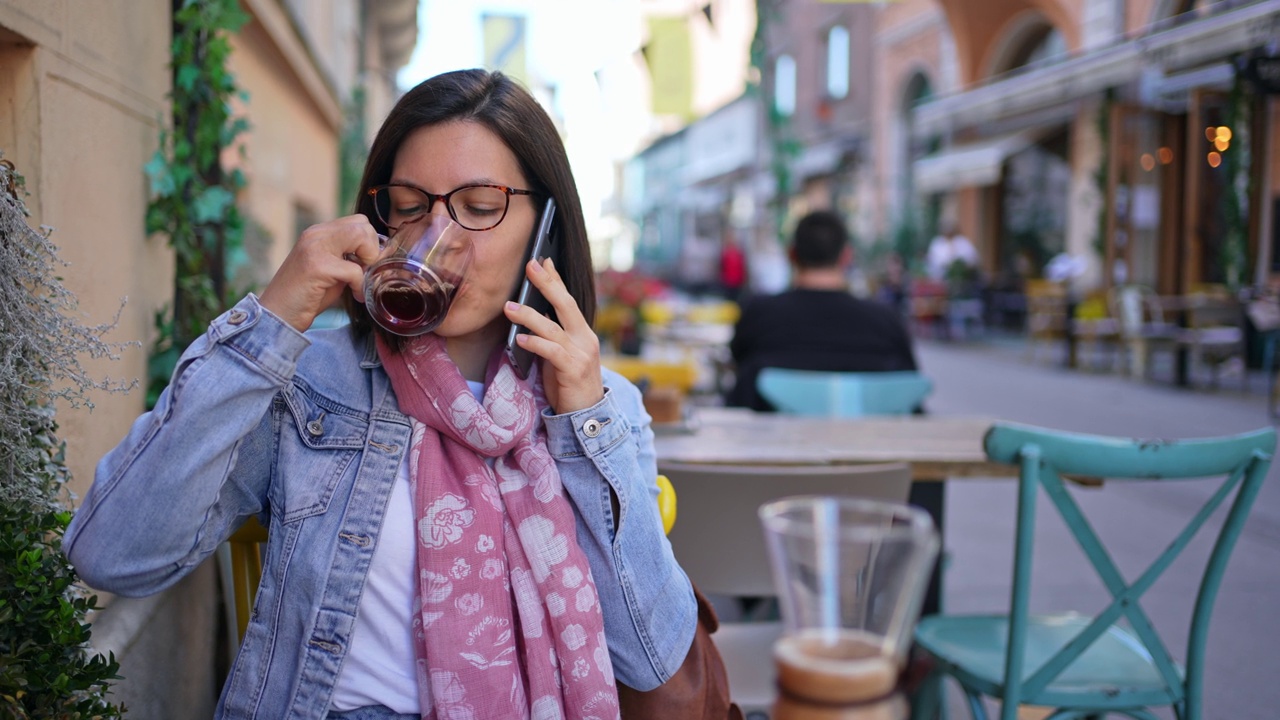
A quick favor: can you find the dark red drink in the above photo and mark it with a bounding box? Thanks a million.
[368,266,461,335]
[362,215,473,337]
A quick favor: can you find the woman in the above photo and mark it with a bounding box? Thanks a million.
[65,69,698,719]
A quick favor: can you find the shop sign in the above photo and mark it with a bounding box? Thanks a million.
[1242,55,1280,94]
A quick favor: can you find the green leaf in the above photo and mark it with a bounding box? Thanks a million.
[191,186,234,224]
[143,152,174,196]
[175,64,200,92]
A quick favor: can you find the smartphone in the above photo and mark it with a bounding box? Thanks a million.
[505,197,558,379]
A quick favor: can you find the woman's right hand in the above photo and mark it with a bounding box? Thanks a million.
[258,215,383,332]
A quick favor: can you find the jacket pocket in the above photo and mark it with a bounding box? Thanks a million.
[273,383,368,523]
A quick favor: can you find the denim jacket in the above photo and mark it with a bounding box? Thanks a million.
[65,294,696,719]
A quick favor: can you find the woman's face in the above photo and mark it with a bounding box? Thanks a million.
[388,120,537,343]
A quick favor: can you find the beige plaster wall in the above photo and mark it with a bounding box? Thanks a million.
[1125,0,1159,35]
[0,1,173,500]
[229,17,341,277]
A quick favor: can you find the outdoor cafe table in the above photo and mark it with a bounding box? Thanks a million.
[652,406,1016,614]
[652,406,1011,482]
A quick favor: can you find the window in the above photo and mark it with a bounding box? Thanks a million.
[775,54,796,116]
[826,26,849,99]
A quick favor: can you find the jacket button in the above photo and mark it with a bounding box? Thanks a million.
[306,419,324,436]
[582,418,603,438]
[227,309,248,325]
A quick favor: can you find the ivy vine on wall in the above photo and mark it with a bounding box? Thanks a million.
[1220,73,1251,291]
[750,0,800,248]
[143,0,252,408]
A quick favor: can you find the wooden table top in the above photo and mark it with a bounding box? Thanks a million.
[653,407,1015,482]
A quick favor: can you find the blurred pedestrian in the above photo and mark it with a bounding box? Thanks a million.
[726,210,918,411]
[925,221,979,282]
[718,233,746,303]
[874,251,910,319]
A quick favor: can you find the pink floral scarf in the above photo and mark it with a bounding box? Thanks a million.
[377,334,620,720]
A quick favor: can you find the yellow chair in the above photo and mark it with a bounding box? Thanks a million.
[685,300,740,326]
[222,475,680,646]
[217,517,268,650]
[600,356,699,395]
[1024,279,1068,364]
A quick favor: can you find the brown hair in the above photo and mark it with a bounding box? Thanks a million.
[343,69,595,340]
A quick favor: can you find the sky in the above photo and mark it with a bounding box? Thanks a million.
[396,0,651,240]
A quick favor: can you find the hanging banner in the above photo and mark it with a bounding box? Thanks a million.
[482,14,528,86]
[644,16,694,120]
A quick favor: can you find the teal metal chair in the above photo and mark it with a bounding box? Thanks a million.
[911,422,1275,720]
[756,368,933,417]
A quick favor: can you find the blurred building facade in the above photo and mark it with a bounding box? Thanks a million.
[629,0,1280,306]
[0,1,415,715]
[910,0,1280,298]
[622,0,759,289]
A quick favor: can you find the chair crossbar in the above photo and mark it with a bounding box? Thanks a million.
[1019,464,1246,698]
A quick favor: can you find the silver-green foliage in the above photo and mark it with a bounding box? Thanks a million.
[0,157,132,718]
[0,159,134,509]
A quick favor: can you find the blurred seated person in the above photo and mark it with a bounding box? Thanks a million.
[873,252,909,319]
[925,222,979,282]
[726,211,918,411]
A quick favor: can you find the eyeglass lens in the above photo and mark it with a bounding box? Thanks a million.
[374,185,512,231]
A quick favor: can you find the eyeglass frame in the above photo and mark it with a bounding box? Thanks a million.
[367,183,539,232]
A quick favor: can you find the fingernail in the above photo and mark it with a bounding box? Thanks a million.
[529,259,544,273]
[506,301,519,312]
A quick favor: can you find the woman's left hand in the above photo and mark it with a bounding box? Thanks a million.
[504,258,604,414]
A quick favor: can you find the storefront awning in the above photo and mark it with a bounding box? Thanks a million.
[911,1,1280,137]
[912,131,1039,195]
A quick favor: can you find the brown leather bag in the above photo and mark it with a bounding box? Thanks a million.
[616,585,744,720]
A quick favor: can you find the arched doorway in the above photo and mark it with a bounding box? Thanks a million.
[988,18,1071,283]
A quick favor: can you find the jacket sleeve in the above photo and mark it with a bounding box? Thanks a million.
[542,373,697,691]
[64,294,311,597]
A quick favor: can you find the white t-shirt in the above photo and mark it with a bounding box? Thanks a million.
[329,380,487,713]
[925,234,978,281]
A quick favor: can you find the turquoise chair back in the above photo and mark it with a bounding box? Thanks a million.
[912,422,1275,720]
[757,368,933,417]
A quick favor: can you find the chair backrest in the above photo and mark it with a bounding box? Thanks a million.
[658,461,913,597]
[218,517,268,650]
[757,368,933,418]
[1184,293,1243,331]
[983,422,1275,717]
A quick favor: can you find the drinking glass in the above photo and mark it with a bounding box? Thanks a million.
[759,496,939,719]
[363,214,473,336]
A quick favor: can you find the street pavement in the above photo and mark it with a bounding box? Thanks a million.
[916,335,1279,720]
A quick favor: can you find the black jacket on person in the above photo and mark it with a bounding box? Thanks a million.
[726,288,918,411]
